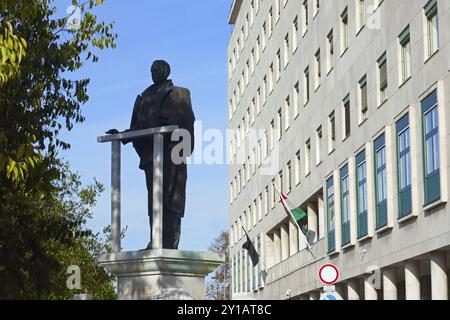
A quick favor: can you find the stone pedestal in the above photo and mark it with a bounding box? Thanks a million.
[98,249,224,300]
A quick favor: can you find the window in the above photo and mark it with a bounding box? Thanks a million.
[359,76,368,123]
[263,76,267,104]
[314,0,320,17]
[315,49,321,89]
[399,26,411,84]
[374,133,388,229]
[341,164,350,246]
[327,176,335,252]
[425,0,439,59]
[327,30,334,72]
[276,50,281,81]
[316,126,322,165]
[270,119,275,150]
[265,186,270,215]
[256,87,261,114]
[237,252,241,292]
[293,81,300,118]
[268,7,273,37]
[357,0,366,31]
[233,255,237,293]
[293,16,299,52]
[277,108,282,140]
[343,94,351,138]
[286,161,292,193]
[285,95,291,131]
[269,63,274,93]
[262,22,267,50]
[278,171,283,193]
[329,111,336,152]
[258,193,263,220]
[305,139,311,176]
[304,67,310,105]
[378,53,387,105]
[422,90,440,205]
[396,113,412,218]
[275,0,281,23]
[256,235,263,287]
[340,7,349,54]
[250,0,255,25]
[284,34,290,68]
[356,150,368,238]
[271,179,276,208]
[302,0,308,34]
[295,150,301,185]
[256,36,261,63]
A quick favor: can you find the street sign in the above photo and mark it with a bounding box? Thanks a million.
[320,291,341,300]
[318,263,339,285]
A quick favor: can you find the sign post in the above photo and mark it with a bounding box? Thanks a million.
[318,263,341,300]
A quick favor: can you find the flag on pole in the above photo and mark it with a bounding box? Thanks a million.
[273,183,316,258]
[241,226,260,267]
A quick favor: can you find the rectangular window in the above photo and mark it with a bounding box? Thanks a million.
[359,76,368,122]
[396,113,412,217]
[269,63,274,93]
[242,250,247,292]
[284,34,289,68]
[285,95,290,131]
[270,119,275,150]
[304,67,310,105]
[357,0,366,31]
[295,150,301,185]
[276,50,281,81]
[305,139,311,176]
[293,16,299,52]
[327,30,334,72]
[327,176,336,252]
[314,0,320,17]
[265,186,270,215]
[293,82,300,118]
[399,26,411,84]
[341,164,350,246]
[271,179,276,208]
[340,7,349,54]
[316,126,322,165]
[237,252,241,292]
[268,7,273,37]
[286,161,292,193]
[329,111,336,152]
[425,0,439,59]
[277,108,282,140]
[258,193,263,221]
[422,90,440,205]
[378,53,388,105]
[256,235,263,286]
[278,171,283,193]
[374,133,388,229]
[315,49,321,89]
[233,255,236,293]
[343,94,351,138]
[302,0,308,34]
[356,150,368,238]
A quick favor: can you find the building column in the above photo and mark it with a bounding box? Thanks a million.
[405,260,421,300]
[347,278,360,300]
[273,229,282,264]
[289,220,299,256]
[309,291,320,300]
[307,202,318,243]
[280,223,289,261]
[430,251,448,300]
[334,284,346,300]
[383,267,398,300]
[364,275,378,300]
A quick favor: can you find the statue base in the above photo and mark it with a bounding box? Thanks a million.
[97,249,224,300]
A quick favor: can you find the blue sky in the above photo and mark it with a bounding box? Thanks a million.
[57,0,232,251]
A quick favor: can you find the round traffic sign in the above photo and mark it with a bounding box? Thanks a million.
[319,263,339,285]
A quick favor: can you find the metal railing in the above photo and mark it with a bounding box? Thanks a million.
[97,125,179,252]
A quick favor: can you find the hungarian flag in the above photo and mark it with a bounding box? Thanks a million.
[241,228,260,267]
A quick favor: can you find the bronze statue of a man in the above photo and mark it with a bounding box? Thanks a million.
[108,60,195,250]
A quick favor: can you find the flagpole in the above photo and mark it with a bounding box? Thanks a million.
[272,182,316,259]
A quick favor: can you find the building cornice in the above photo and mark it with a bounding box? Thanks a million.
[228,0,243,25]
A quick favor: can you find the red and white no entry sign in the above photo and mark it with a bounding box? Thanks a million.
[319,263,339,285]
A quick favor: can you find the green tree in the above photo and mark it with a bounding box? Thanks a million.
[0,0,117,299]
[206,230,230,300]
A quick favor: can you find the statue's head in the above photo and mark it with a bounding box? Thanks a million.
[151,60,171,85]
